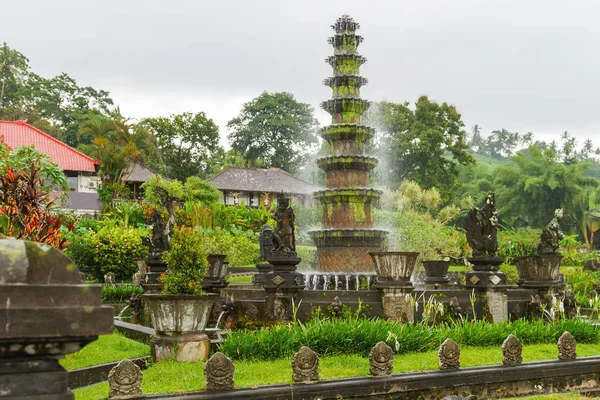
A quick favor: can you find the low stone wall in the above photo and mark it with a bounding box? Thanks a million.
[106,332,599,400]
[68,357,148,389]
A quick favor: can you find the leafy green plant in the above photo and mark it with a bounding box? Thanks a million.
[564,268,600,305]
[197,226,260,266]
[102,284,143,303]
[497,228,540,263]
[560,235,598,266]
[161,226,208,295]
[499,262,520,286]
[218,316,597,361]
[91,224,148,281]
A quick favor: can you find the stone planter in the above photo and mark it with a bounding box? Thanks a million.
[143,293,217,362]
[370,251,419,323]
[516,255,562,287]
[422,260,450,285]
[370,251,420,287]
[202,254,229,293]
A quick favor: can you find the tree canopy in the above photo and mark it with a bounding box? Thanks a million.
[372,96,475,203]
[141,112,223,182]
[227,91,319,174]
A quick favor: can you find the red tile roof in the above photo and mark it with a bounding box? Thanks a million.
[0,120,98,172]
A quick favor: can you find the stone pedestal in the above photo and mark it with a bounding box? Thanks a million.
[465,256,509,322]
[145,258,168,285]
[151,332,210,362]
[485,290,509,322]
[380,287,414,323]
[0,239,113,399]
[143,294,217,362]
[465,255,507,289]
[261,255,304,323]
[371,251,419,324]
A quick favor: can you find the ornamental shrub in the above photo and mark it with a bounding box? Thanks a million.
[497,229,540,264]
[92,225,148,281]
[198,227,260,266]
[64,229,96,272]
[560,234,598,266]
[161,226,208,294]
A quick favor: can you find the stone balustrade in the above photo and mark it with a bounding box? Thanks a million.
[107,331,579,399]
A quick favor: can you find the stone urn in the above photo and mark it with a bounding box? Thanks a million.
[370,251,420,287]
[422,260,450,285]
[202,254,229,293]
[143,293,217,362]
[370,251,420,323]
[515,255,562,288]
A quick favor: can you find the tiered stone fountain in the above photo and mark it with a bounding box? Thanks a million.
[310,15,387,273]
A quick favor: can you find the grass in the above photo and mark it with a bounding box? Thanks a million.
[60,332,149,371]
[73,342,600,400]
[227,275,253,283]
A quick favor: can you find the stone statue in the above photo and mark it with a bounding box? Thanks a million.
[438,338,460,370]
[558,331,576,360]
[108,359,143,399]
[259,221,275,260]
[369,341,394,377]
[502,334,522,366]
[291,346,319,383]
[271,193,296,256]
[149,209,170,258]
[466,192,499,257]
[204,352,235,391]
[537,209,564,255]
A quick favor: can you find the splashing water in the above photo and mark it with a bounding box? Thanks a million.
[334,274,339,291]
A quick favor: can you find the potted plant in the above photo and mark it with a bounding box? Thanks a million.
[515,210,564,288]
[143,226,217,362]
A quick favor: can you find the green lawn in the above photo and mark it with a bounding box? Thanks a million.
[60,332,149,371]
[73,342,600,400]
[227,275,253,283]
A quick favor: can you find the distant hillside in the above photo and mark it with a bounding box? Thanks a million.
[468,151,600,179]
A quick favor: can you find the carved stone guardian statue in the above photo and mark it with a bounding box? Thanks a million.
[558,331,576,361]
[502,334,522,366]
[108,359,143,399]
[439,338,460,370]
[292,346,319,383]
[369,341,394,377]
[204,352,235,391]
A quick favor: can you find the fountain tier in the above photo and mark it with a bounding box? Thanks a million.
[310,15,387,272]
[312,15,386,272]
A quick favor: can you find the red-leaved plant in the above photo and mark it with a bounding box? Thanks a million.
[0,163,73,249]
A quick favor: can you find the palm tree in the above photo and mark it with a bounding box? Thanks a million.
[0,43,29,108]
[522,132,534,147]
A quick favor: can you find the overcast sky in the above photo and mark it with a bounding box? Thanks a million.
[4,0,600,147]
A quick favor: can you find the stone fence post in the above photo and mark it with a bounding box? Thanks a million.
[0,239,113,399]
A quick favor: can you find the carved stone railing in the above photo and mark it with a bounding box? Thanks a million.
[106,331,593,400]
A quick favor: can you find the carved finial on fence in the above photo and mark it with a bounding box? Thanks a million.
[369,341,394,377]
[439,338,460,370]
[204,352,235,391]
[502,334,522,366]
[108,359,143,399]
[558,331,576,361]
[292,346,319,383]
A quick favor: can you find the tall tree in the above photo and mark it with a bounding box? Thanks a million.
[227,91,319,174]
[493,146,597,229]
[373,96,475,202]
[141,112,223,181]
[0,43,29,112]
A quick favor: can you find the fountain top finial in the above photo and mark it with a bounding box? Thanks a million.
[331,15,360,33]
